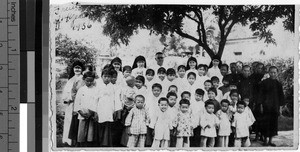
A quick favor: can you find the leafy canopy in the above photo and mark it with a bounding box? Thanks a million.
[80,5,294,59]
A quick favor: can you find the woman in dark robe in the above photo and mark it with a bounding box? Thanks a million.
[258,66,284,146]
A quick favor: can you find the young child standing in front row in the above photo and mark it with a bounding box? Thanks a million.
[174,99,193,148]
[125,95,149,148]
[200,100,220,147]
[94,68,115,147]
[232,101,255,147]
[150,97,173,148]
[145,83,163,147]
[166,92,179,147]
[73,71,98,147]
[216,99,233,147]
[190,89,205,147]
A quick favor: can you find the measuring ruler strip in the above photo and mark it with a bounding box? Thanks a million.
[0,0,20,152]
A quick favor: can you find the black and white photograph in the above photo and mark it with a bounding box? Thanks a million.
[49,0,298,150]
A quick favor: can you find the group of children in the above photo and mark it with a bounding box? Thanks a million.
[61,52,283,148]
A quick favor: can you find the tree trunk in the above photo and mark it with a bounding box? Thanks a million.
[217,40,226,60]
[200,43,215,61]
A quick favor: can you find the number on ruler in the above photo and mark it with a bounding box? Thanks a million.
[0,135,2,139]
[11,106,17,111]
[0,43,2,47]
[0,89,2,93]
[0,66,2,70]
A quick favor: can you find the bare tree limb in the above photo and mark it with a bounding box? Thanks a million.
[175,27,200,45]
[193,9,208,45]
[184,13,199,23]
[225,19,236,38]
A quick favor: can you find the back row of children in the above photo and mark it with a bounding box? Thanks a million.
[62,52,278,148]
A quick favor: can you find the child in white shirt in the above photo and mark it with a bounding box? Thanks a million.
[196,64,210,89]
[200,100,220,147]
[190,89,205,147]
[166,92,179,147]
[150,97,173,148]
[216,99,233,147]
[168,85,178,95]
[120,65,132,87]
[155,67,167,96]
[73,71,98,146]
[211,76,223,102]
[94,68,115,147]
[134,75,147,98]
[145,83,163,147]
[164,68,178,94]
[223,82,240,100]
[203,80,213,101]
[185,57,198,79]
[182,72,198,103]
[177,65,187,82]
[145,69,155,90]
[232,101,255,147]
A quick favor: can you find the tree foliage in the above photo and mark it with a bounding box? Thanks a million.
[55,33,97,77]
[79,5,294,60]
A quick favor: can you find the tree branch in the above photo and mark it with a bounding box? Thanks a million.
[184,13,199,23]
[193,9,208,45]
[175,27,200,45]
[225,19,236,38]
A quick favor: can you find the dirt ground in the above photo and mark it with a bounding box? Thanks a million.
[250,131,294,147]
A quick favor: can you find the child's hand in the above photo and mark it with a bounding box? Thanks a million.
[72,111,78,116]
[171,128,176,136]
[150,128,155,136]
[127,127,131,135]
[78,110,85,117]
[93,113,99,122]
